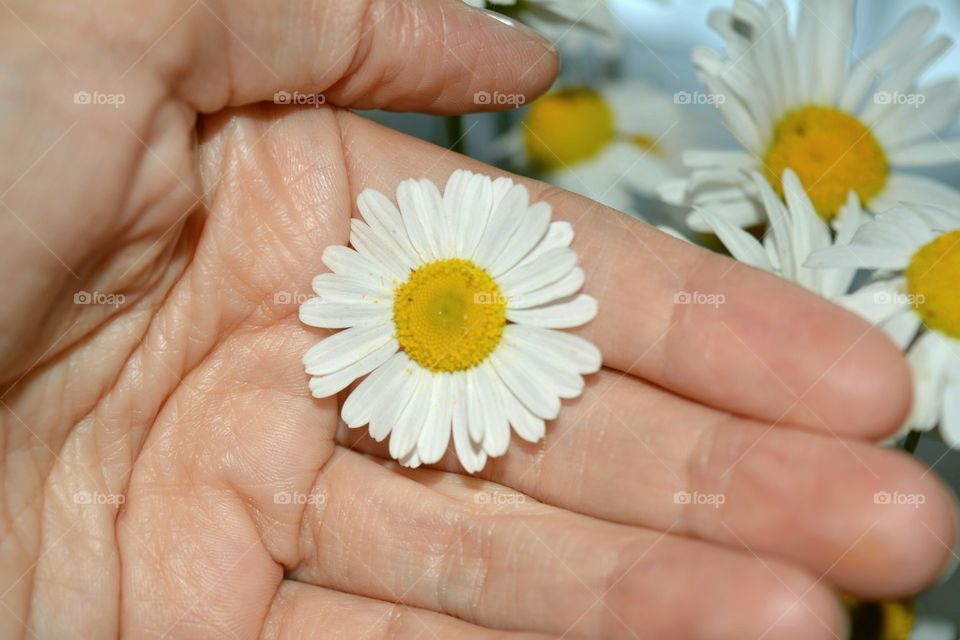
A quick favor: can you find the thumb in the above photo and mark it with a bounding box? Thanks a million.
[179,0,559,114]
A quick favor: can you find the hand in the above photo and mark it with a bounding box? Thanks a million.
[0,1,955,639]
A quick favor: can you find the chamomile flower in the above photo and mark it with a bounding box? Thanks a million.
[299,170,601,473]
[695,169,862,298]
[806,204,960,445]
[659,0,960,232]
[503,81,689,214]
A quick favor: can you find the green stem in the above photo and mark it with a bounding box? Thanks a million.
[903,430,921,455]
[446,115,466,155]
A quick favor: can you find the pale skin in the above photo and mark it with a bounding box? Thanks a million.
[0,0,956,638]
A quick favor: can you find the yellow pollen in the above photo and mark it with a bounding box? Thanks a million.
[905,229,960,339]
[393,258,507,372]
[523,88,615,171]
[764,106,888,221]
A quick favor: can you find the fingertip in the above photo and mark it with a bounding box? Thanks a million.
[802,303,913,440]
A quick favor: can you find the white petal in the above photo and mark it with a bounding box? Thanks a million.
[504,324,601,374]
[511,338,584,399]
[490,346,560,420]
[501,383,545,443]
[450,172,494,258]
[479,363,511,457]
[299,297,392,329]
[888,138,960,166]
[303,323,394,376]
[465,367,487,443]
[321,245,394,286]
[308,338,397,398]
[907,331,952,431]
[350,219,410,282]
[506,294,598,329]
[342,351,410,428]
[870,173,960,214]
[453,373,487,474]
[311,272,391,300]
[694,206,771,272]
[941,357,960,448]
[388,367,433,460]
[473,182,529,269]
[508,267,585,310]
[417,373,453,464]
[490,202,552,277]
[835,280,912,328]
[498,247,578,298]
[397,178,444,262]
[369,358,419,442]
[357,188,419,269]
[516,221,574,267]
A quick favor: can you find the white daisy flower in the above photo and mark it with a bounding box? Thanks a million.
[695,168,862,298]
[298,170,601,473]
[503,81,690,214]
[464,0,621,58]
[806,204,960,445]
[659,0,960,232]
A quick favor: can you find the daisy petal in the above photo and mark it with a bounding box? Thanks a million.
[397,178,444,262]
[357,188,419,269]
[506,294,598,329]
[490,346,560,420]
[303,323,394,376]
[341,352,410,428]
[480,363,511,457]
[321,245,393,285]
[501,384,545,443]
[417,373,453,465]
[499,247,578,298]
[308,338,397,398]
[389,367,433,460]
[508,267,585,310]
[299,298,392,329]
[453,375,487,474]
[505,324,602,374]
[369,359,419,442]
[490,202,552,277]
[906,331,951,431]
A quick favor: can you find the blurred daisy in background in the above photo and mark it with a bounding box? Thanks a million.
[807,204,960,445]
[693,168,862,298]
[659,0,960,232]
[299,170,601,473]
[500,81,692,215]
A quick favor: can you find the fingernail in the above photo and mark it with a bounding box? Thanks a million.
[476,8,557,52]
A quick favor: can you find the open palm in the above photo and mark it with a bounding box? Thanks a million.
[1,1,955,639]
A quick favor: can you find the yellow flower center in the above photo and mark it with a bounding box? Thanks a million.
[906,229,960,339]
[523,88,615,171]
[392,258,507,372]
[764,106,888,221]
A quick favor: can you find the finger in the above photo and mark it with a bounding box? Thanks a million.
[339,368,959,598]
[332,111,911,438]
[263,581,556,640]
[289,448,847,640]
[169,0,558,112]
